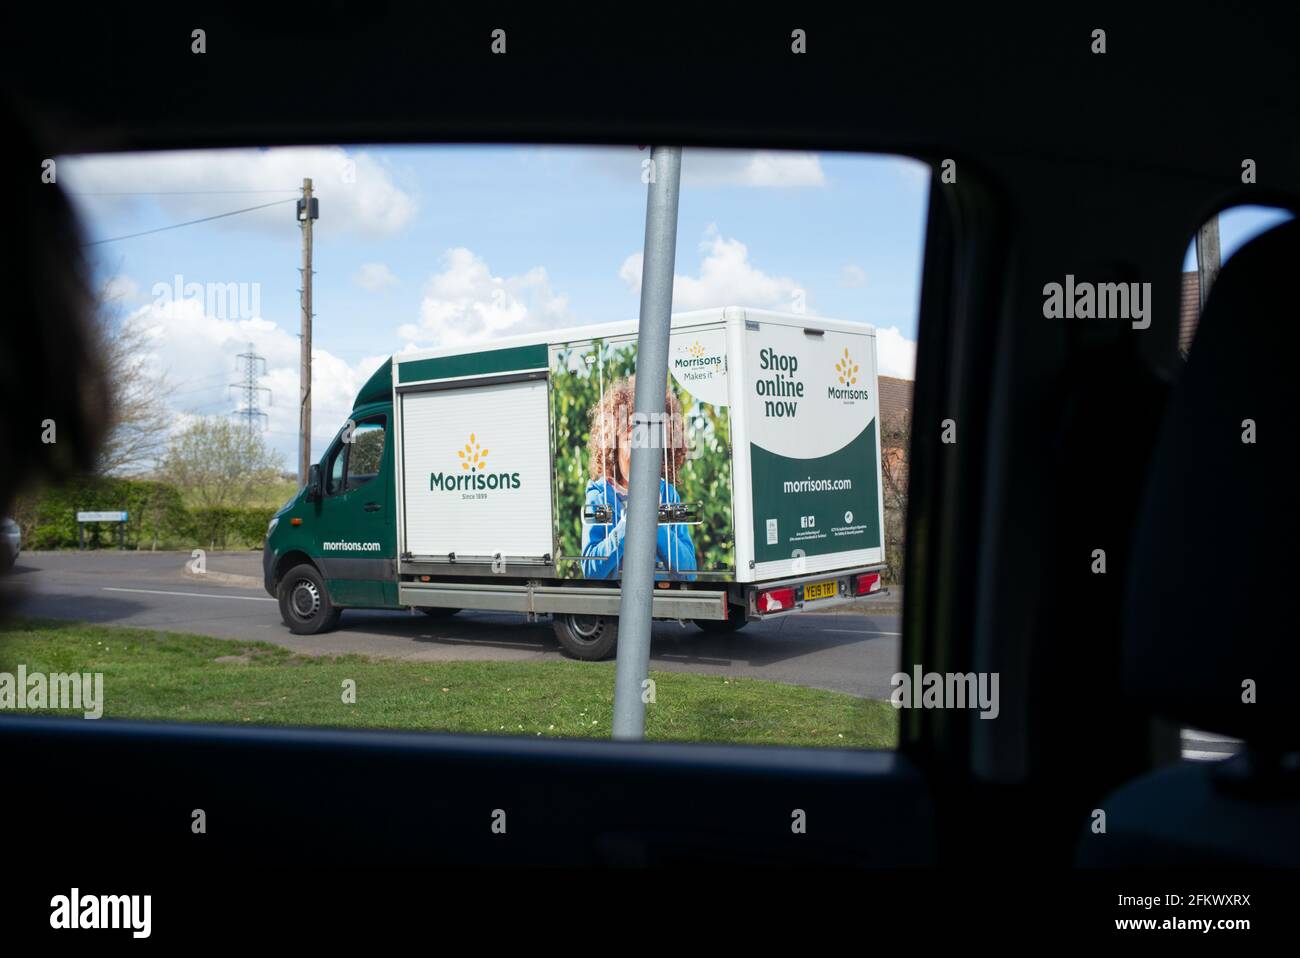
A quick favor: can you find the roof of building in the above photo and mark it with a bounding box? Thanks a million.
[879,375,914,427]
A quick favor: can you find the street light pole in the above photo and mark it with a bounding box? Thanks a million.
[612,146,682,741]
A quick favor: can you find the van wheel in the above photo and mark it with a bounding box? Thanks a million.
[695,606,749,633]
[278,564,342,635]
[552,613,619,661]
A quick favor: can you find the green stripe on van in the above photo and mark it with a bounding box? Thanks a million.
[397,343,549,384]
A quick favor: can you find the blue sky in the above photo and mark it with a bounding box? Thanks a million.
[63,143,1287,471]
[65,146,929,466]
[1180,205,1293,270]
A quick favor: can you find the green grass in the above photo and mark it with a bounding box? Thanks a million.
[0,618,897,748]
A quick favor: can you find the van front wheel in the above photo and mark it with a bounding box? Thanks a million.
[278,563,342,635]
[552,613,618,661]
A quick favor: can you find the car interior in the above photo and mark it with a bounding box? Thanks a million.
[0,5,1295,931]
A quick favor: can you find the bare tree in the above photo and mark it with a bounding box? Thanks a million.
[94,284,174,476]
[161,417,283,513]
[880,408,911,584]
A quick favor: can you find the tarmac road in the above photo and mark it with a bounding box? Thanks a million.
[3,550,903,699]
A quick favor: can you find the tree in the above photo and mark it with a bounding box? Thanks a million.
[94,283,174,476]
[161,417,282,515]
[880,408,911,584]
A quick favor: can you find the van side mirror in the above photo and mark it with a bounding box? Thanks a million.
[306,464,322,502]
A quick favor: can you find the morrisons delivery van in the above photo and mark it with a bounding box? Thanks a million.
[263,307,888,659]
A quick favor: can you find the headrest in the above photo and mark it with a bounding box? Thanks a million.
[1122,218,1298,747]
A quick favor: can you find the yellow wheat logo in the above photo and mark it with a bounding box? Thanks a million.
[688,340,705,358]
[834,347,859,386]
[457,432,489,472]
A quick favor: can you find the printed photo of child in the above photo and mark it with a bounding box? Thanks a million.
[580,375,697,580]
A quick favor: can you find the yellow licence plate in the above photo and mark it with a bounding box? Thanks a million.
[804,579,838,601]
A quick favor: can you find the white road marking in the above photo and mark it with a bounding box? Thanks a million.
[824,628,902,636]
[103,587,276,602]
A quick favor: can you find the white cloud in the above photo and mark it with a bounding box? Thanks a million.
[685,150,827,187]
[123,292,380,467]
[575,147,826,189]
[839,265,867,289]
[618,226,915,377]
[399,248,573,347]
[101,274,142,303]
[874,325,917,379]
[63,147,415,238]
[620,225,805,313]
[354,262,399,292]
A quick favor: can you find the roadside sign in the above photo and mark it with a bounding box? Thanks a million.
[75,510,129,550]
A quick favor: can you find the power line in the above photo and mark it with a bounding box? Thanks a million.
[166,371,236,398]
[71,189,301,196]
[183,400,233,414]
[83,197,297,246]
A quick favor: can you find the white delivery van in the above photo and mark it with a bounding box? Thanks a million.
[264,306,888,659]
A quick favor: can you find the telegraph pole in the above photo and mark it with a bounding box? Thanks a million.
[297,178,318,485]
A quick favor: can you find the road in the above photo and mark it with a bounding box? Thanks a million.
[4,551,902,699]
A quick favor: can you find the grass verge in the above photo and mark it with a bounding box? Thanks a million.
[0,618,897,748]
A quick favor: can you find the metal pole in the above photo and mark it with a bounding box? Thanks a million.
[298,177,314,486]
[612,146,682,741]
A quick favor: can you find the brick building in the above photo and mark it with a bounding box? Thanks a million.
[1180,270,1202,355]
[878,374,913,488]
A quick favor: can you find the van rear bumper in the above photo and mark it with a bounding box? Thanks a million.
[741,566,886,620]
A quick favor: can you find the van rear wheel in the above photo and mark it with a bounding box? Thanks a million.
[278,563,342,635]
[552,613,618,661]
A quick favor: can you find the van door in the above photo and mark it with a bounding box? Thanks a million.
[399,378,554,563]
[316,412,395,607]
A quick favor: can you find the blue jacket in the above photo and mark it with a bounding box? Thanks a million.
[580,476,698,580]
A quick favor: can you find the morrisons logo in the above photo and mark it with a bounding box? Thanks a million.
[674,339,722,369]
[828,347,869,400]
[430,432,521,492]
[432,472,521,492]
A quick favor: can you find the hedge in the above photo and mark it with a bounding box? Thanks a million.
[11,478,276,551]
